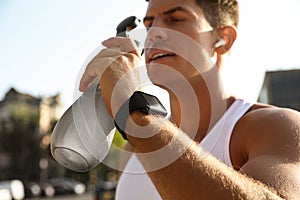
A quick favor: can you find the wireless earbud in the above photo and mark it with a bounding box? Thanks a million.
[214,39,226,48]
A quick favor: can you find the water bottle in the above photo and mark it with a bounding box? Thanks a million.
[51,16,141,172]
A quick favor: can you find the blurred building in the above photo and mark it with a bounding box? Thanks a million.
[258,69,300,111]
[0,88,62,176]
[0,88,62,134]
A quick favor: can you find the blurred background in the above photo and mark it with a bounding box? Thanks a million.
[1,0,300,199]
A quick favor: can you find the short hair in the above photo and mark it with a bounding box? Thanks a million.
[145,0,239,28]
[196,0,239,28]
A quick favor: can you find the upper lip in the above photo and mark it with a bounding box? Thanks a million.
[146,49,175,63]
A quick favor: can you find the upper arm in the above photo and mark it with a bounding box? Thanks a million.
[241,156,300,199]
[239,108,300,199]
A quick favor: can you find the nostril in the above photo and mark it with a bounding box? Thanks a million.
[147,27,168,42]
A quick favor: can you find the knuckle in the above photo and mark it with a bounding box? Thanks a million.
[126,53,141,65]
[116,55,128,63]
[97,48,121,58]
[97,49,108,57]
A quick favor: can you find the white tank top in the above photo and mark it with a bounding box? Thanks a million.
[115,99,253,200]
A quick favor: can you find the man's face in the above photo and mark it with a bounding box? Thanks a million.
[143,0,217,87]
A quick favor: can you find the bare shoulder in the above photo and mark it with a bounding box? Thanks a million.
[240,103,300,139]
[230,102,300,167]
[231,104,300,199]
[233,102,300,161]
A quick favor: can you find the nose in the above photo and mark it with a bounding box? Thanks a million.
[147,26,168,43]
[145,16,168,44]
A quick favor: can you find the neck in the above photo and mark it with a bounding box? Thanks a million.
[167,67,235,142]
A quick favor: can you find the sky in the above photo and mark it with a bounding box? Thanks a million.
[1,0,300,115]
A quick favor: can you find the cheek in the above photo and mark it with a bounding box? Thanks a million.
[175,27,215,57]
[193,23,215,56]
[195,35,215,57]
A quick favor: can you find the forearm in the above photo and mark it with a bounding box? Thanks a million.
[126,112,282,200]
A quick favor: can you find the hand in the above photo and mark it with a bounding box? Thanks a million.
[79,37,142,117]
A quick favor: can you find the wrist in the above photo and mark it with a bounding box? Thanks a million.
[114,91,168,140]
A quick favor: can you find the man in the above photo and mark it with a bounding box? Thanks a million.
[80,0,300,199]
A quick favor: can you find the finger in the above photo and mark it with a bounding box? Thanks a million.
[102,37,126,48]
[96,47,122,58]
[79,72,96,92]
[102,37,139,56]
[79,58,115,92]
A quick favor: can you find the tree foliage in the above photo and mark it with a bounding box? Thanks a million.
[0,101,41,181]
[0,99,126,187]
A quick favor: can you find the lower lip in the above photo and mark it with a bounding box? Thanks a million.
[150,55,175,64]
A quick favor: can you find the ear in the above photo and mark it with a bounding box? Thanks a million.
[215,26,237,54]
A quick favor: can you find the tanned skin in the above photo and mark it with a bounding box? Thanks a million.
[80,0,300,199]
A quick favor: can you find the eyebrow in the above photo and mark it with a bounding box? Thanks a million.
[143,6,190,23]
[163,6,189,15]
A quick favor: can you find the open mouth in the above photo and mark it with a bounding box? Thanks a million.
[150,53,175,62]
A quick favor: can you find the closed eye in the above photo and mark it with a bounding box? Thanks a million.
[143,16,154,31]
[143,6,193,30]
[170,16,186,22]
